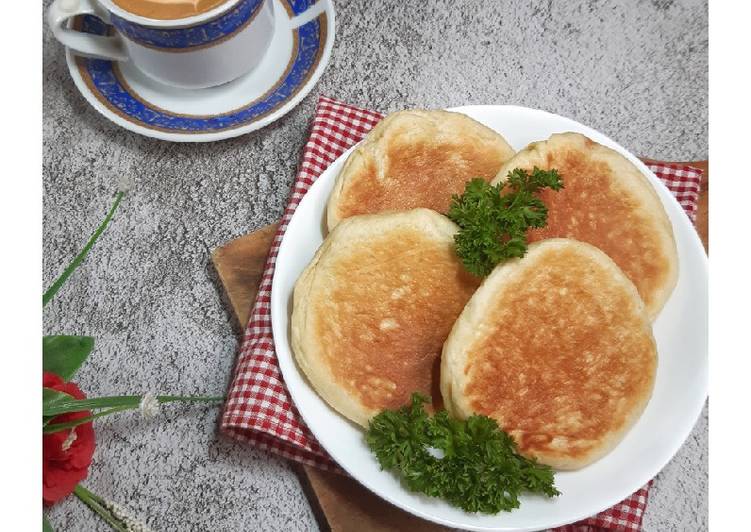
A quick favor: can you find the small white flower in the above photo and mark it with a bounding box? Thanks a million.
[139,393,160,419]
[117,175,134,194]
[61,429,77,451]
[103,498,155,532]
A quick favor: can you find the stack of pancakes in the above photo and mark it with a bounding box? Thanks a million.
[291,110,677,470]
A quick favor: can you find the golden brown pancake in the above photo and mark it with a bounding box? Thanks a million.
[292,209,480,427]
[441,239,657,470]
[326,110,515,231]
[492,132,678,320]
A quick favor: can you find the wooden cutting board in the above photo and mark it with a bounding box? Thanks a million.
[212,159,707,532]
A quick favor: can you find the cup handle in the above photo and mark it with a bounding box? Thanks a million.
[287,0,330,29]
[47,0,128,61]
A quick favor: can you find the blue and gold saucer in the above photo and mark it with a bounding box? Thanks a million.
[66,0,334,142]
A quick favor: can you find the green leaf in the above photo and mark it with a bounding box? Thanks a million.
[43,393,224,417]
[42,393,139,417]
[43,515,53,532]
[43,336,94,381]
[43,191,124,307]
[447,168,563,277]
[43,388,75,412]
[44,406,133,433]
[74,485,129,532]
[365,392,559,514]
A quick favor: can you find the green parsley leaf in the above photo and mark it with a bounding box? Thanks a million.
[447,167,563,276]
[366,393,560,514]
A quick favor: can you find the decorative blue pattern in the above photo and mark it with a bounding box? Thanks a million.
[111,0,262,50]
[77,12,324,132]
[286,0,316,15]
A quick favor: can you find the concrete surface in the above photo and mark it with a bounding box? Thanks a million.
[42,0,708,530]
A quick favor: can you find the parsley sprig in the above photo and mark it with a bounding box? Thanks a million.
[447,167,564,276]
[366,394,560,514]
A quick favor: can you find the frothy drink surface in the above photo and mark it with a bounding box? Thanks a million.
[112,0,232,20]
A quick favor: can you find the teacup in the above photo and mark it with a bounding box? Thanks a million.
[47,0,325,89]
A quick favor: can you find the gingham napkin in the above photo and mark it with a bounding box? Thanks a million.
[221,95,703,531]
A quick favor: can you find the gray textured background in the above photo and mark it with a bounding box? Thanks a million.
[43,0,708,530]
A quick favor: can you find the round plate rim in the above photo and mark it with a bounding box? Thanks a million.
[64,0,335,143]
[271,104,708,531]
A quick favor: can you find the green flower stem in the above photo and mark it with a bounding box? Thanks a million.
[43,405,133,434]
[43,394,224,417]
[73,485,128,532]
[43,191,124,307]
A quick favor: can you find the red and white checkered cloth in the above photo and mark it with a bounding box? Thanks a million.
[221,95,703,531]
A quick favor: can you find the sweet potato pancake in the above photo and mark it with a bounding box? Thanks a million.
[441,239,657,469]
[492,132,678,319]
[326,110,515,231]
[292,209,480,427]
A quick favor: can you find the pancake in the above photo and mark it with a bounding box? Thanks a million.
[326,110,515,231]
[292,209,480,427]
[441,239,657,470]
[492,132,678,320]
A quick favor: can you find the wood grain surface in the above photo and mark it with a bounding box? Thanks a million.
[211,159,707,532]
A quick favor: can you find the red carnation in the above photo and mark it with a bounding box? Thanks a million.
[43,372,96,506]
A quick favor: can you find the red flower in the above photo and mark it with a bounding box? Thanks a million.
[43,372,96,506]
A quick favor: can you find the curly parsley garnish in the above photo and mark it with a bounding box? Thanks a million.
[447,167,564,276]
[366,394,560,514]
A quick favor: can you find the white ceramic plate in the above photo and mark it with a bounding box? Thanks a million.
[271,105,708,531]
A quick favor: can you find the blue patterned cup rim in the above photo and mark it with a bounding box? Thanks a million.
[109,0,266,52]
[97,0,246,29]
[66,0,334,142]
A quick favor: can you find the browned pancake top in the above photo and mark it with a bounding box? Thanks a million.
[521,142,670,313]
[336,135,506,220]
[313,229,479,412]
[464,245,656,464]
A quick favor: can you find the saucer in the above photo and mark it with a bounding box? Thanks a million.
[65,0,335,142]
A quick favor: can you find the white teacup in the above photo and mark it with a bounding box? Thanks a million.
[48,0,326,89]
